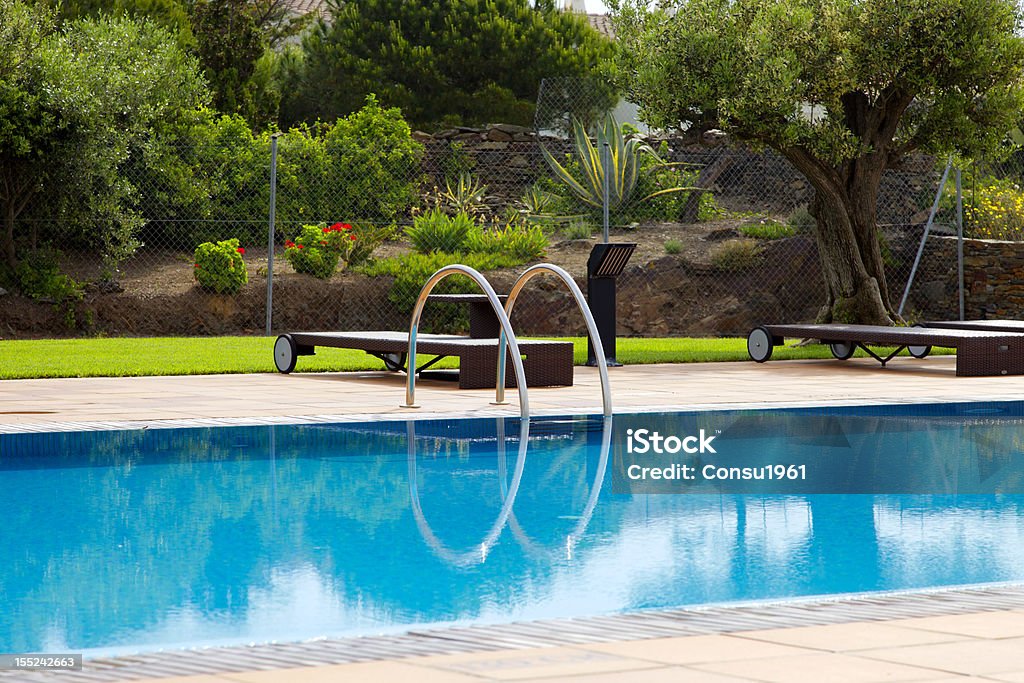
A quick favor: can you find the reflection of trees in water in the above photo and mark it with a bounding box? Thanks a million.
[7,409,1024,651]
[3,423,414,651]
[2,419,612,650]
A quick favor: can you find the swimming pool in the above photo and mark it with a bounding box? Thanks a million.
[3,402,1024,656]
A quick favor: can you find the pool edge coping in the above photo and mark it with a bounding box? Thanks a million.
[3,394,1021,434]
[10,581,1024,682]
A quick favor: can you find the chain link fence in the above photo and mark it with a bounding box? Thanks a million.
[0,79,973,341]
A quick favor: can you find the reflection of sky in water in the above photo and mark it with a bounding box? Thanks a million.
[874,498,1024,587]
[2,404,1024,656]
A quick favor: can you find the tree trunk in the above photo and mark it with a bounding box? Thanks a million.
[787,152,896,325]
[680,154,732,223]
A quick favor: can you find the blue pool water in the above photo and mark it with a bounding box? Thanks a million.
[2,402,1024,656]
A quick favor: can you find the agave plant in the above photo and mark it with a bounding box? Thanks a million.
[517,185,559,215]
[440,172,487,215]
[541,114,693,210]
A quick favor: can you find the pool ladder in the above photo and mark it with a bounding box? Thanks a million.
[401,263,612,419]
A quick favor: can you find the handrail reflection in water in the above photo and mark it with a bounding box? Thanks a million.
[497,417,612,560]
[407,417,530,567]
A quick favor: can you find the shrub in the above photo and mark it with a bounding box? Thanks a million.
[562,220,594,240]
[362,250,521,313]
[16,248,84,328]
[632,144,721,223]
[347,223,396,266]
[739,219,795,240]
[710,239,763,271]
[961,175,1024,240]
[664,239,683,254]
[466,218,548,261]
[321,96,424,222]
[788,205,816,233]
[517,185,559,217]
[284,223,355,279]
[194,239,249,294]
[406,209,474,254]
[541,115,692,212]
[540,131,719,225]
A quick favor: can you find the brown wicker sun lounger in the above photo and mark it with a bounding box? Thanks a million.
[747,323,1024,376]
[273,331,574,389]
[923,319,1024,334]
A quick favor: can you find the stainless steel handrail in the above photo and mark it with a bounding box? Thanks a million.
[402,264,530,417]
[496,263,612,417]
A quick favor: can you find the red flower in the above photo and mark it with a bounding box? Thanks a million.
[236,247,245,254]
[194,264,200,269]
[285,240,295,248]
[329,222,344,232]
[297,244,304,249]
[342,223,352,230]
[349,234,357,240]
[320,241,327,246]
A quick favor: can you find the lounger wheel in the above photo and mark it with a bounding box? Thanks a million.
[908,324,931,358]
[382,352,407,372]
[274,334,298,374]
[747,326,774,363]
[829,341,856,360]
[908,344,932,359]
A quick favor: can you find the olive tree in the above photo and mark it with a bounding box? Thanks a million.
[613,0,1024,323]
[0,2,208,271]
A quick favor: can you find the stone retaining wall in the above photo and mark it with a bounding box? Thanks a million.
[915,236,1024,319]
[417,125,942,224]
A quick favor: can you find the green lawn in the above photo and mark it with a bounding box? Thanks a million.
[0,336,954,379]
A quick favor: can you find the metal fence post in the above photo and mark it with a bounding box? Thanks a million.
[956,166,964,320]
[601,141,610,243]
[266,133,280,336]
[899,156,953,316]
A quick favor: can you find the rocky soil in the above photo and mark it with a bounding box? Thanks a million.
[0,219,834,340]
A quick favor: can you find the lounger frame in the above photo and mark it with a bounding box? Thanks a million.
[749,323,1024,376]
[924,320,1024,334]
[282,331,574,389]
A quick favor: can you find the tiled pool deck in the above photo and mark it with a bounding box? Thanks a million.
[5,355,1024,682]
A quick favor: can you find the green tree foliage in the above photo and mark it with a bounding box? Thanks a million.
[130,111,270,248]
[57,0,292,126]
[280,0,613,130]
[248,0,311,48]
[0,0,56,268]
[137,96,423,248]
[613,0,1024,324]
[0,2,209,271]
[191,0,270,122]
[53,0,194,45]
